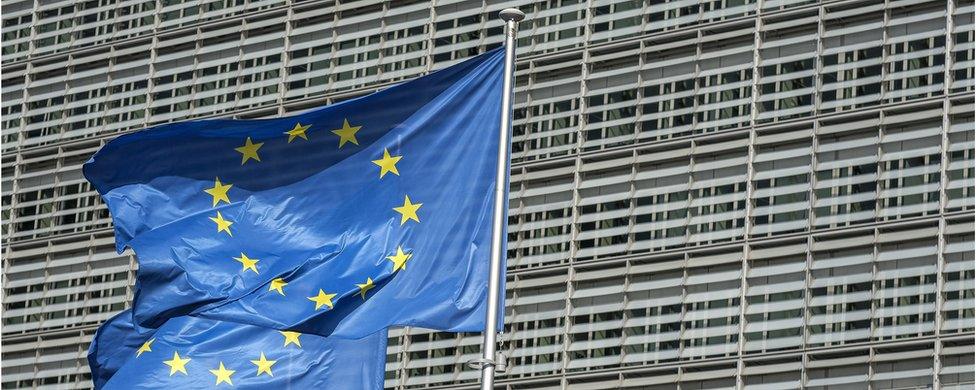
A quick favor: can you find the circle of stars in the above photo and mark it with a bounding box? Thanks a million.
[141,117,427,382]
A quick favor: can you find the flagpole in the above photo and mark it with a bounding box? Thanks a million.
[479,7,524,390]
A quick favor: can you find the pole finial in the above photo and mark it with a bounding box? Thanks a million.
[498,8,525,22]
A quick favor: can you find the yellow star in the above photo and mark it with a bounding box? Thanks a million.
[393,195,422,225]
[307,289,337,310]
[233,253,259,274]
[250,352,277,377]
[136,338,154,357]
[372,148,403,178]
[235,137,263,164]
[269,278,287,295]
[279,331,302,348]
[163,351,191,376]
[284,122,311,143]
[331,119,361,148]
[209,211,233,236]
[386,246,413,272]
[209,361,235,386]
[204,177,233,207]
[356,277,375,299]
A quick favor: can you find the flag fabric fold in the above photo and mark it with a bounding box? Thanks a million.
[88,310,386,389]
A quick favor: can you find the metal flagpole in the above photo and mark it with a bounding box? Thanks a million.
[478,7,524,390]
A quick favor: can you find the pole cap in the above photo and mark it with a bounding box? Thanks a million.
[499,8,525,22]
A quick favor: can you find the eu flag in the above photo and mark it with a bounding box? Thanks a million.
[83,47,506,341]
[89,310,386,389]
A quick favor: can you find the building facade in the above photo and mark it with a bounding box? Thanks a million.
[2,0,975,389]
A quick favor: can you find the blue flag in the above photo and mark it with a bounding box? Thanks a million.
[83,48,506,339]
[88,310,386,389]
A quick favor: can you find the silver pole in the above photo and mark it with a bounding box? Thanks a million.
[480,7,524,390]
